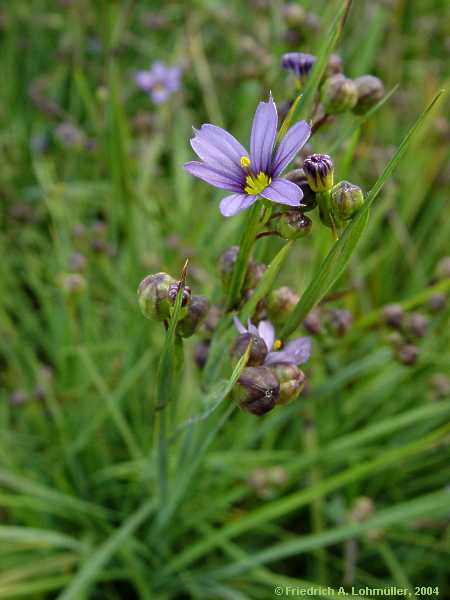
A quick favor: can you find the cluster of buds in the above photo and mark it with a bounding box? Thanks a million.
[231,318,311,415]
[281,51,385,117]
[138,272,209,338]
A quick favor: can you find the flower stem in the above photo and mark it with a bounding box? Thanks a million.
[226,202,261,311]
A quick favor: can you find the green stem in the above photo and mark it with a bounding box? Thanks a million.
[226,203,261,311]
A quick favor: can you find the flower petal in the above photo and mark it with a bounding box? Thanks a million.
[247,319,258,336]
[184,161,243,192]
[219,193,257,217]
[272,121,311,176]
[191,125,246,179]
[250,94,278,174]
[233,316,247,334]
[260,178,303,206]
[135,71,155,91]
[152,88,171,104]
[265,336,311,365]
[258,320,275,352]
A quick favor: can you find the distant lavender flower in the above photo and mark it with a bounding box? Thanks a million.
[234,317,311,366]
[136,61,181,104]
[184,94,311,216]
[281,52,316,81]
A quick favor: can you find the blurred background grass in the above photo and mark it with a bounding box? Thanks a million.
[0,0,450,598]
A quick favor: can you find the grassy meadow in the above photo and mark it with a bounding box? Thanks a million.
[1,0,450,598]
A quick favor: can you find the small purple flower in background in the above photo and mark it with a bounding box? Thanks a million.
[184,94,311,217]
[281,52,316,81]
[233,317,311,366]
[136,61,181,104]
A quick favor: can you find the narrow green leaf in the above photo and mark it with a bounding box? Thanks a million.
[282,89,445,338]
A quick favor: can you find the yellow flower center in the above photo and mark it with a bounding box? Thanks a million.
[244,171,272,195]
[274,339,283,350]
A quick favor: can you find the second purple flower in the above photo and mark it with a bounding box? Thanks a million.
[184,94,311,217]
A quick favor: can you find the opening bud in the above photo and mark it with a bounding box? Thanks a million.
[137,272,176,321]
[330,180,364,220]
[321,74,358,114]
[303,154,334,192]
[177,295,210,338]
[271,364,305,405]
[274,211,312,240]
[231,333,268,367]
[168,282,191,307]
[284,169,317,211]
[353,75,385,115]
[281,52,316,82]
[236,366,280,416]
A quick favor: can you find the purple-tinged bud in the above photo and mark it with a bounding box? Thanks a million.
[168,282,191,307]
[218,246,239,288]
[435,256,450,280]
[303,154,334,192]
[284,169,317,211]
[382,304,405,329]
[328,308,353,336]
[9,390,28,406]
[137,272,176,321]
[281,52,316,82]
[331,181,364,220]
[430,374,450,400]
[353,75,385,115]
[204,305,222,335]
[327,53,343,75]
[282,4,306,27]
[231,333,268,367]
[236,366,280,416]
[406,312,429,339]
[271,364,305,405]
[245,261,267,290]
[274,211,312,240]
[194,340,210,369]
[321,74,358,114]
[428,292,447,312]
[177,295,209,338]
[69,252,87,272]
[267,286,299,323]
[396,344,419,366]
[303,308,322,335]
[60,273,86,295]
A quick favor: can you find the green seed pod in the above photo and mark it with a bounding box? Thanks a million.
[271,364,305,405]
[177,295,210,338]
[321,74,358,114]
[230,333,268,367]
[353,75,385,115]
[303,154,334,192]
[274,211,312,240]
[235,366,280,416]
[330,181,364,220]
[267,286,299,323]
[137,272,176,321]
[284,169,317,211]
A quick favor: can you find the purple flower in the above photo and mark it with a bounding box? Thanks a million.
[281,52,316,81]
[136,61,181,104]
[184,95,311,217]
[233,317,311,366]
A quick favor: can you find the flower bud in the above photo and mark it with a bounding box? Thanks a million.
[267,286,299,323]
[60,273,86,295]
[303,308,322,335]
[350,497,374,523]
[245,261,267,290]
[327,53,343,75]
[274,211,312,240]
[218,245,239,288]
[428,292,447,312]
[406,312,429,339]
[271,364,305,405]
[382,303,404,329]
[236,366,280,416]
[281,52,316,82]
[330,181,364,220]
[282,4,306,27]
[434,256,450,280]
[327,308,353,336]
[194,340,210,369]
[303,154,334,192]
[284,169,317,211]
[137,272,176,321]
[230,332,268,366]
[396,344,419,366]
[177,295,210,338]
[353,75,385,115]
[168,282,191,306]
[321,74,358,114]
